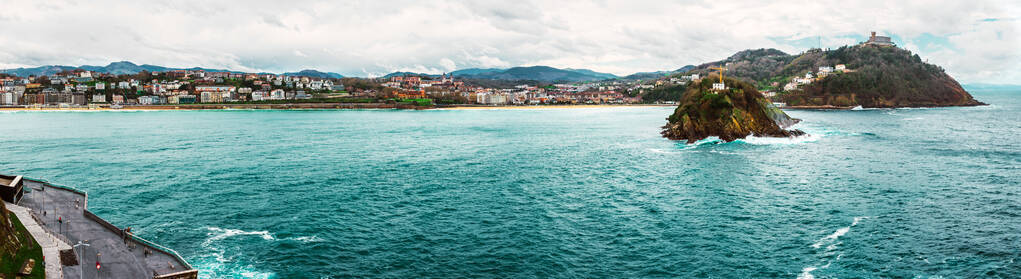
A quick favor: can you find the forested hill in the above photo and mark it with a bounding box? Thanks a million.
[680,46,984,108]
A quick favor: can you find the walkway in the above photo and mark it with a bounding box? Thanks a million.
[6,202,69,279]
[18,178,196,279]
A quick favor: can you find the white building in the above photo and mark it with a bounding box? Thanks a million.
[784,82,798,91]
[309,81,324,90]
[200,91,215,103]
[270,89,286,100]
[712,83,726,91]
[252,91,268,101]
[819,66,833,73]
[476,93,508,105]
[835,64,846,71]
[0,92,18,105]
[138,95,162,105]
[92,94,106,103]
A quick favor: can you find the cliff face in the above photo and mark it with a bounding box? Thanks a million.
[682,45,985,108]
[662,77,805,143]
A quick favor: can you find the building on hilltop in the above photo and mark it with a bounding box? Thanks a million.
[865,31,894,46]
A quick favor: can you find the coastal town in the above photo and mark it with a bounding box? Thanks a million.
[0,32,895,109]
[0,68,662,109]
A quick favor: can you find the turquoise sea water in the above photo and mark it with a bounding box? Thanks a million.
[0,90,1018,278]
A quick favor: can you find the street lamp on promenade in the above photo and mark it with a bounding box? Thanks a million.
[73,240,90,279]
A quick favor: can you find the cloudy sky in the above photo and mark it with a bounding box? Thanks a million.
[0,0,1018,83]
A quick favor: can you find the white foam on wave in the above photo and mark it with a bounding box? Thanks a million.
[812,216,867,249]
[801,217,868,279]
[292,235,322,243]
[797,267,817,279]
[193,257,275,279]
[647,148,677,154]
[737,133,821,145]
[205,227,275,244]
[198,227,277,279]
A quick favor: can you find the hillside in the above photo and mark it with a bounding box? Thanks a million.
[662,76,804,143]
[685,48,796,85]
[1,61,343,79]
[283,69,344,79]
[625,65,696,80]
[450,68,505,76]
[455,66,616,82]
[682,46,984,108]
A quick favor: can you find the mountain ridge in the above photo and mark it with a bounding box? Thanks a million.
[1,61,345,79]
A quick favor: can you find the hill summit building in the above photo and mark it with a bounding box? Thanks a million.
[865,31,895,46]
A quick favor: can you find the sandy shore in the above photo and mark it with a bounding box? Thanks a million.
[437,104,675,110]
[1,103,676,111]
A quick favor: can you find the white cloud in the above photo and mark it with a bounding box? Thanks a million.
[0,0,1018,83]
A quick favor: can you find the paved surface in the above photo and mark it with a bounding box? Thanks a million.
[19,179,191,278]
[6,202,69,279]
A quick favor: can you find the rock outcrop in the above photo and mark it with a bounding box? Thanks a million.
[662,77,805,143]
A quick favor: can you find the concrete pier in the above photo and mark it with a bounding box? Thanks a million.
[16,177,197,279]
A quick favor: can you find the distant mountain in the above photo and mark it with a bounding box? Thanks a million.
[450,68,504,76]
[283,69,344,79]
[676,65,696,73]
[563,68,618,79]
[379,66,617,82]
[0,61,339,78]
[1,65,78,77]
[624,65,696,80]
[455,66,616,82]
[383,72,440,78]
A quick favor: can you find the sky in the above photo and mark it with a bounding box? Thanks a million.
[0,0,1019,83]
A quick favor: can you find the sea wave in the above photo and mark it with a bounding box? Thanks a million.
[801,217,869,279]
[737,133,820,145]
[812,216,867,249]
[205,227,275,243]
[193,256,275,279]
[198,227,278,279]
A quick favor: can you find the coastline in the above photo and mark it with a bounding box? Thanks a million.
[436,104,675,110]
[1,103,677,111]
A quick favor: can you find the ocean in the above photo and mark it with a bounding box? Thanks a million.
[0,90,1018,278]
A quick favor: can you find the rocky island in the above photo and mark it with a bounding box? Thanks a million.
[662,76,805,143]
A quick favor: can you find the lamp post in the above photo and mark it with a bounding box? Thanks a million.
[73,240,89,279]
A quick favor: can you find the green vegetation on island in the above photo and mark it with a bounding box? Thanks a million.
[662,77,804,143]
